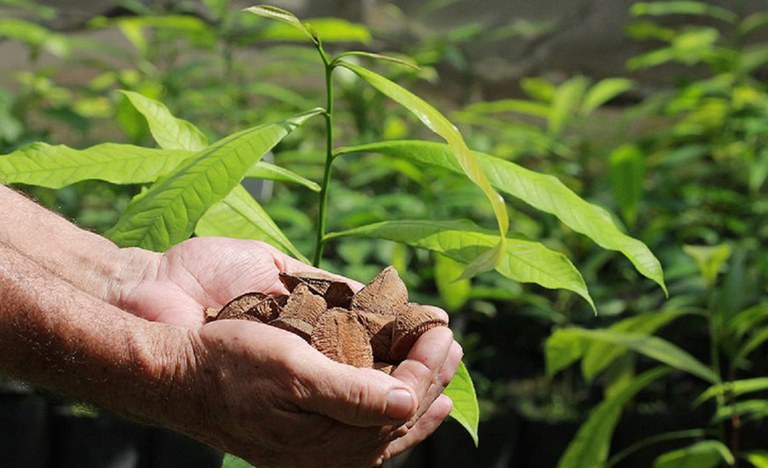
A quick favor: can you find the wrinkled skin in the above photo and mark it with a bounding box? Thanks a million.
[118,237,463,467]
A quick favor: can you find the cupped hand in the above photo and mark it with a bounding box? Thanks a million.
[175,320,461,467]
[118,237,356,328]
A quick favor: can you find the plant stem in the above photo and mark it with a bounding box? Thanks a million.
[313,44,334,267]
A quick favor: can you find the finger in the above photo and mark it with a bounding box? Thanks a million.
[376,394,454,464]
[288,349,419,427]
[410,339,464,423]
[390,327,454,405]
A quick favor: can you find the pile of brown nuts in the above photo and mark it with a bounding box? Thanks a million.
[206,266,448,372]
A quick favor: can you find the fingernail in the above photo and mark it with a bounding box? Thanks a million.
[386,388,415,420]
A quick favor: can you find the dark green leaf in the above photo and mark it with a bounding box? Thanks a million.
[653,440,734,468]
[558,367,670,468]
[564,328,719,383]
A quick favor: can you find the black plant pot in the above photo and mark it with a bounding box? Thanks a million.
[0,384,49,468]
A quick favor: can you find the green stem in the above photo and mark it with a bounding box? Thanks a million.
[313,44,334,267]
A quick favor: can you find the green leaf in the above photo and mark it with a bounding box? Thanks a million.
[582,309,690,381]
[434,254,471,311]
[120,90,208,151]
[631,2,739,24]
[259,18,371,44]
[335,140,666,293]
[444,360,479,446]
[333,51,418,70]
[221,453,254,468]
[697,377,768,406]
[653,440,735,468]
[562,328,719,384]
[0,142,191,188]
[247,161,320,192]
[196,185,308,262]
[581,78,635,115]
[736,327,768,363]
[548,76,588,135]
[713,400,768,422]
[461,99,551,119]
[558,367,671,468]
[545,328,590,376]
[336,63,509,278]
[744,450,768,468]
[683,244,732,290]
[106,109,322,251]
[243,5,318,44]
[326,219,593,309]
[609,144,646,228]
[0,18,69,57]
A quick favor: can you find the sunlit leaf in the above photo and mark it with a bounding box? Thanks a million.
[0,18,69,57]
[631,1,739,24]
[221,453,253,468]
[683,244,732,290]
[548,76,588,135]
[106,109,322,250]
[0,142,191,188]
[653,440,734,468]
[744,450,768,468]
[558,367,670,468]
[244,5,317,44]
[460,99,551,119]
[336,63,509,278]
[333,51,418,70]
[582,78,635,115]
[444,361,479,446]
[247,161,320,192]
[196,185,308,262]
[258,18,371,44]
[434,254,471,311]
[121,90,208,151]
[336,140,666,293]
[326,219,593,308]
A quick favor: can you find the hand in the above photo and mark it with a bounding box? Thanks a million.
[176,320,462,467]
[118,237,356,328]
[118,236,463,465]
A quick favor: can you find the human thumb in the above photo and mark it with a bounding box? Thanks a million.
[294,358,417,427]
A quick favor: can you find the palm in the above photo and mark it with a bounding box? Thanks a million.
[123,238,321,327]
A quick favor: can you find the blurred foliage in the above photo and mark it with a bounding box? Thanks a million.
[2,0,768,466]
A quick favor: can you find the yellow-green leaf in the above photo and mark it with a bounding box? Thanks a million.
[444,360,479,446]
[326,219,593,308]
[196,185,308,262]
[336,62,509,278]
[336,140,666,293]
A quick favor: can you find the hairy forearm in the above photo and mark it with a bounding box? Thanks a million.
[0,185,154,305]
[0,241,189,427]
